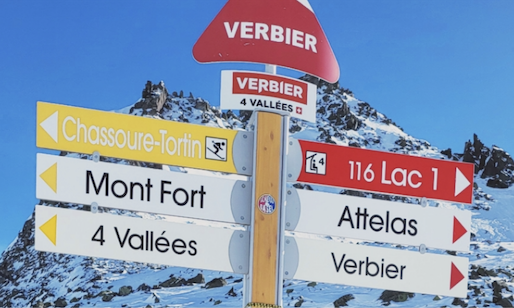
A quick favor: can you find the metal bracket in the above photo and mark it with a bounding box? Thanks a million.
[283,236,299,279]
[286,138,302,182]
[285,187,301,231]
[419,244,427,254]
[229,230,250,274]
[420,197,428,207]
[233,131,254,176]
[231,180,252,225]
[92,151,100,163]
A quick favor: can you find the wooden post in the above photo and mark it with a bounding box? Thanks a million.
[247,110,286,306]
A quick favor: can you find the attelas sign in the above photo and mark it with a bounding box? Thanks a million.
[288,138,475,204]
[193,0,340,83]
[286,187,471,252]
[220,71,317,122]
[36,102,253,175]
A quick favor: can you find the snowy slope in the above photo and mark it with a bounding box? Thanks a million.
[1,79,513,307]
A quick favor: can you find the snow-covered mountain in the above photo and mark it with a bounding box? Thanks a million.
[1,78,514,307]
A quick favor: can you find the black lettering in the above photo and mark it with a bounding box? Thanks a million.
[129,233,144,250]
[86,171,108,196]
[250,99,257,106]
[386,264,398,279]
[155,231,170,253]
[355,207,369,230]
[365,257,379,276]
[331,252,346,272]
[344,259,357,274]
[391,217,407,235]
[161,180,171,203]
[240,98,247,106]
[369,215,384,232]
[129,181,144,200]
[288,104,293,112]
[256,100,263,107]
[114,227,130,248]
[192,186,206,208]
[337,206,354,228]
[385,211,390,233]
[172,239,187,255]
[145,178,152,202]
[112,180,128,198]
[173,188,189,206]
[408,219,418,236]
[188,240,197,256]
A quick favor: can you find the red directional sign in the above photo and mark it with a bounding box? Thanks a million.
[193,0,340,83]
[287,139,475,204]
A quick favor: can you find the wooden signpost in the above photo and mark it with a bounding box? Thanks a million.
[34,0,475,306]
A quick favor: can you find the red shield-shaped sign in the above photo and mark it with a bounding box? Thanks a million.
[193,0,340,83]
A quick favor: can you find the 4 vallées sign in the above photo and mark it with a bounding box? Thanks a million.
[35,100,473,298]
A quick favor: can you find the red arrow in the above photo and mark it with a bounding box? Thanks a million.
[450,262,465,289]
[452,216,467,243]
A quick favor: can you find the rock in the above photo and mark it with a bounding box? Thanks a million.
[97,290,115,302]
[379,290,414,305]
[186,273,205,284]
[433,295,441,301]
[118,285,132,296]
[214,300,222,305]
[452,297,468,307]
[333,294,355,307]
[441,148,452,159]
[159,276,187,288]
[69,297,80,303]
[307,281,317,287]
[496,298,514,307]
[226,287,237,297]
[137,283,151,292]
[294,296,304,307]
[54,297,67,307]
[498,246,507,252]
[205,277,227,289]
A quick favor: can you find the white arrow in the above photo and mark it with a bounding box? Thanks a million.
[455,167,470,196]
[40,111,58,143]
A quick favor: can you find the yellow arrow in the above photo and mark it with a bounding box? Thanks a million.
[40,163,57,193]
[39,214,57,245]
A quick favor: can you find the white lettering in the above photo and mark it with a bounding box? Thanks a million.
[270,25,284,42]
[381,161,392,184]
[223,21,318,53]
[291,29,303,48]
[224,21,239,38]
[408,170,422,188]
[255,23,269,40]
[63,116,76,141]
[240,21,253,39]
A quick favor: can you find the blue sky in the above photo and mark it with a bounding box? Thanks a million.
[0,0,513,252]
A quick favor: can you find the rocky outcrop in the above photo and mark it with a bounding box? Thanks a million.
[462,134,514,188]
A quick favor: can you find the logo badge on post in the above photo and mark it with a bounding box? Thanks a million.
[257,194,276,214]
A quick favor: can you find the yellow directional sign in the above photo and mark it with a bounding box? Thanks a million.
[36,101,253,175]
[40,163,57,193]
[39,214,57,245]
